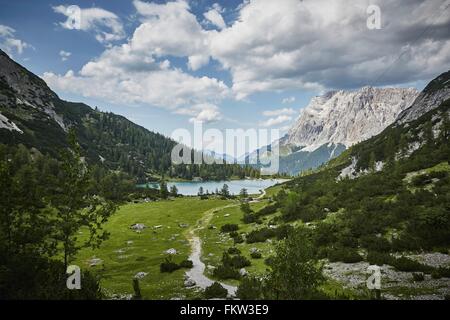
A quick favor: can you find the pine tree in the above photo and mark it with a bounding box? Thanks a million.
[160,180,169,199]
[50,130,116,268]
[239,188,249,198]
[368,151,376,173]
[169,185,178,197]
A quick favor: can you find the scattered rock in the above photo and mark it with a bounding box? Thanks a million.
[249,248,260,254]
[239,268,248,276]
[88,257,103,267]
[184,278,196,287]
[130,223,147,231]
[178,223,189,228]
[126,240,134,245]
[134,272,148,279]
[165,248,177,255]
[224,214,230,217]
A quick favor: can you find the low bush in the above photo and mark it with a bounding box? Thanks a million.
[327,247,363,263]
[366,251,392,266]
[227,247,241,255]
[213,265,240,280]
[250,251,262,259]
[204,282,228,299]
[221,224,239,233]
[160,258,193,272]
[246,228,276,243]
[230,233,244,244]
[412,272,425,282]
[390,257,432,273]
[223,252,251,269]
[179,259,193,269]
[243,213,260,224]
[160,259,180,273]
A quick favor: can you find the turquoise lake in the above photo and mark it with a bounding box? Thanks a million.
[140,179,288,196]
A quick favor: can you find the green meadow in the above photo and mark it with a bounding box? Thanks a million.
[74,184,357,299]
[75,197,232,299]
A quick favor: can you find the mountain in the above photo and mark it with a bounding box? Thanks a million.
[396,70,450,124]
[0,49,259,182]
[275,86,419,175]
[276,72,450,299]
[339,69,450,177]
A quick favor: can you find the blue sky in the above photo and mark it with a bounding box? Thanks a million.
[1,0,449,155]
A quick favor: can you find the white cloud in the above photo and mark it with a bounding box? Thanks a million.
[260,115,292,127]
[0,24,30,55]
[208,0,450,97]
[59,50,71,61]
[282,96,296,104]
[43,0,450,123]
[176,103,222,123]
[262,108,296,117]
[53,5,125,44]
[43,41,229,110]
[203,6,226,30]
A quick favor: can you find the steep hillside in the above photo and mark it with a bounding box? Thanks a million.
[0,50,259,182]
[271,73,450,299]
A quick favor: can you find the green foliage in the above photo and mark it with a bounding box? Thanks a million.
[50,130,116,267]
[227,247,241,255]
[179,259,194,269]
[236,276,264,300]
[239,188,248,198]
[265,227,325,299]
[327,247,363,263]
[204,282,228,299]
[212,265,241,280]
[250,251,262,259]
[240,201,253,214]
[160,257,193,273]
[0,251,102,300]
[159,181,169,199]
[169,185,178,197]
[412,273,425,282]
[220,223,239,233]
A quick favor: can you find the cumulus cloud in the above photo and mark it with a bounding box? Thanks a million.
[44,0,450,120]
[132,0,211,70]
[203,4,226,30]
[0,24,30,55]
[208,0,450,97]
[282,96,296,104]
[260,115,293,127]
[43,40,229,110]
[262,108,296,117]
[53,5,125,43]
[59,50,71,61]
[176,103,222,123]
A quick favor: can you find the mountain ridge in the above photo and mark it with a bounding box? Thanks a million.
[0,49,260,181]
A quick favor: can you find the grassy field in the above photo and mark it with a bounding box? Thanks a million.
[199,199,277,286]
[74,197,232,299]
[74,183,358,300]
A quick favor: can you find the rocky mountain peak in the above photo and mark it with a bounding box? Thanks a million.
[283,86,419,152]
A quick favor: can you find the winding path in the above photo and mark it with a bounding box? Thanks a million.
[185,190,266,297]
